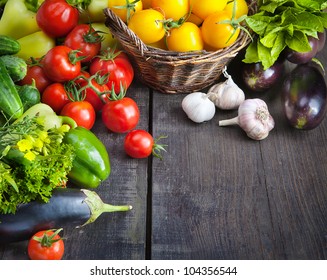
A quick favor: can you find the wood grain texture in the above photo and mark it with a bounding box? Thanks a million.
[1,44,326,261]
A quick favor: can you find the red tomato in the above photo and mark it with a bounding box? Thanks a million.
[19,58,53,93]
[124,130,154,158]
[101,96,140,133]
[79,79,110,112]
[61,101,96,130]
[124,130,167,159]
[43,46,82,82]
[27,229,64,260]
[89,51,134,93]
[64,24,102,63]
[36,0,79,38]
[42,83,70,114]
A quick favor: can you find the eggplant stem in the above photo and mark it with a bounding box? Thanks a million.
[78,189,132,228]
[219,116,239,126]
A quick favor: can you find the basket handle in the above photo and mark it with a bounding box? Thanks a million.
[103,8,148,56]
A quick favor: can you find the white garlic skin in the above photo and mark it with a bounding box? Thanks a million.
[182,92,216,123]
[238,99,275,140]
[207,69,245,110]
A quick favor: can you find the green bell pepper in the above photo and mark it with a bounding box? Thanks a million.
[63,126,111,188]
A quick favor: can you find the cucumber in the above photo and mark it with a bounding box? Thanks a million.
[16,83,41,112]
[0,55,27,82]
[0,59,24,120]
[0,35,21,55]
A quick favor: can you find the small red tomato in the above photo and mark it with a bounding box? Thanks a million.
[89,50,134,93]
[61,101,96,130]
[19,58,53,93]
[64,24,102,63]
[101,95,140,133]
[28,228,64,260]
[36,0,79,38]
[43,45,82,83]
[124,130,167,159]
[42,83,71,114]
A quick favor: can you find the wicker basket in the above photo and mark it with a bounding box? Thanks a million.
[104,1,257,94]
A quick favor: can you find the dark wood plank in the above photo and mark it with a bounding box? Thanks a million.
[0,82,150,260]
[150,49,327,259]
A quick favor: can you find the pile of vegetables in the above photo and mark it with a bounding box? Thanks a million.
[182,0,327,138]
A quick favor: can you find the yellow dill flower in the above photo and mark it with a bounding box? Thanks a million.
[17,139,33,152]
[59,124,70,134]
[24,151,36,161]
[33,138,44,150]
[38,131,48,141]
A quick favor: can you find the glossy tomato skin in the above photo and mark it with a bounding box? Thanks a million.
[202,11,240,50]
[41,83,71,113]
[43,46,82,82]
[64,24,102,63]
[102,97,140,133]
[28,230,64,260]
[124,130,154,158]
[127,9,166,44]
[61,101,96,130]
[89,52,134,93]
[19,64,53,93]
[36,0,79,38]
[151,0,189,21]
[167,22,203,52]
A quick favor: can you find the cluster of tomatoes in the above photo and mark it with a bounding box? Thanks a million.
[17,0,165,161]
[110,0,249,52]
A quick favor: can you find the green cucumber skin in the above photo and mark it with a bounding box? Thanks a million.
[0,55,27,82]
[0,35,21,56]
[0,60,24,120]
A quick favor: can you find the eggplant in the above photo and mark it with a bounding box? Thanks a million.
[0,188,132,244]
[317,30,326,52]
[281,64,327,130]
[285,36,319,64]
[242,59,285,92]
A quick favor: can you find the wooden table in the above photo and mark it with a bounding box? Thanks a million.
[1,48,326,260]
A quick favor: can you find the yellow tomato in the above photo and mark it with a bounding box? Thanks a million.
[224,0,249,19]
[189,0,228,20]
[186,13,203,26]
[147,37,168,50]
[108,0,143,23]
[166,22,203,52]
[142,0,152,8]
[128,9,166,44]
[201,11,240,50]
[151,0,189,21]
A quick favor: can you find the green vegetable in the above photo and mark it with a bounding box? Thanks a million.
[16,82,41,112]
[0,0,41,39]
[14,103,77,131]
[0,35,21,55]
[0,55,27,82]
[0,116,75,214]
[63,126,111,189]
[0,59,24,120]
[17,31,56,61]
[243,0,327,69]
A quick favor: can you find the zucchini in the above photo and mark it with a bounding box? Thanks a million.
[0,59,24,120]
[0,55,27,82]
[0,35,21,55]
[16,83,41,112]
[0,188,132,243]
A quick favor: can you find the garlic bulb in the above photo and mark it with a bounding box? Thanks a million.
[207,67,245,110]
[219,98,275,140]
[182,92,216,123]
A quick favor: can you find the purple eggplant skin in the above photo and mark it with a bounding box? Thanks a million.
[317,30,326,52]
[242,59,285,92]
[281,64,327,130]
[285,36,319,64]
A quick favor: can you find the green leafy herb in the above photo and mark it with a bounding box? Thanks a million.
[0,116,75,214]
[243,0,327,69]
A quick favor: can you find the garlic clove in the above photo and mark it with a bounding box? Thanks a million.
[182,92,216,123]
[207,67,245,110]
[219,98,275,140]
